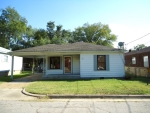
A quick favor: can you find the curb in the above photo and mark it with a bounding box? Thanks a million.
[47,95,150,99]
[22,88,150,99]
[22,88,46,98]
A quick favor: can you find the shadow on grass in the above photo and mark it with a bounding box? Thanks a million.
[37,78,114,83]
[118,77,150,85]
[0,76,11,82]
[38,77,150,85]
[0,71,32,83]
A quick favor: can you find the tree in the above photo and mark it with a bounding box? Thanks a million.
[72,22,117,47]
[33,29,50,46]
[134,44,147,50]
[47,21,55,40]
[0,6,27,49]
[46,21,72,44]
[19,25,35,48]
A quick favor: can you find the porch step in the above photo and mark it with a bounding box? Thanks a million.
[42,75,81,80]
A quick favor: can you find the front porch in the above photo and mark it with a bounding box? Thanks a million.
[10,52,81,79]
[45,54,80,76]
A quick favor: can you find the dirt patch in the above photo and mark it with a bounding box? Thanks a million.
[0,82,31,89]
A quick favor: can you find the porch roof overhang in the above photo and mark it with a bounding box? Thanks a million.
[8,50,123,58]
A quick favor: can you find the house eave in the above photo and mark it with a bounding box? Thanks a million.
[8,50,123,57]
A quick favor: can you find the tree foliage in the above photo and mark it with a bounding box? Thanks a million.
[46,21,72,44]
[134,44,147,50]
[72,23,117,47]
[0,7,117,50]
[33,29,50,46]
[47,21,55,40]
[0,6,27,49]
[19,25,35,48]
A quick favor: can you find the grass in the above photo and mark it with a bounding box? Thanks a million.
[25,77,150,95]
[0,71,32,84]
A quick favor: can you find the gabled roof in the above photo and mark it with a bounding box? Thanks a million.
[125,47,150,56]
[13,42,118,52]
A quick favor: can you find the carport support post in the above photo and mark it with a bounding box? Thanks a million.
[11,55,14,80]
[43,55,45,76]
[32,58,35,75]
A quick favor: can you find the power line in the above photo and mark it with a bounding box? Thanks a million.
[126,33,150,45]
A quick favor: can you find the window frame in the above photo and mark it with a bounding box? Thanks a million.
[143,56,149,67]
[132,57,136,64]
[50,57,61,69]
[97,55,106,70]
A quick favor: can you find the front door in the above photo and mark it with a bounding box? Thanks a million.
[64,56,72,74]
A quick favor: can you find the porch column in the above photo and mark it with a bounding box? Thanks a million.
[32,58,35,75]
[11,55,14,80]
[43,55,45,76]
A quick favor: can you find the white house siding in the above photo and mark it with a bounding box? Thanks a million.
[80,53,125,78]
[45,55,80,76]
[12,56,23,74]
[0,54,23,75]
[72,55,80,74]
[0,54,11,71]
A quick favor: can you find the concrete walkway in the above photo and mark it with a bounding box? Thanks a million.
[12,73,43,82]
[0,73,42,100]
[0,73,43,89]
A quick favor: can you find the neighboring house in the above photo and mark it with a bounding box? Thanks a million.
[125,47,150,76]
[9,42,125,78]
[0,47,23,76]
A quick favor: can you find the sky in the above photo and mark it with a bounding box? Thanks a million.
[0,0,150,50]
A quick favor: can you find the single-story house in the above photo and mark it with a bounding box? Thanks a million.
[125,47,150,76]
[0,47,23,76]
[9,42,125,79]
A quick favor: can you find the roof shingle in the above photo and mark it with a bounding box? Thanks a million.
[14,42,118,52]
[125,47,150,56]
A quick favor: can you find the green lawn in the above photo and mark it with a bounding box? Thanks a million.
[25,77,150,95]
[0,71,32,84]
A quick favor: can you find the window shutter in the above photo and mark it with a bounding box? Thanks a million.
[94,55,97,71]
[106,55,109,71]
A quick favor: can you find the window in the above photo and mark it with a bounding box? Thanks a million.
[132,57,136,64]
[97,55,106,70]
[94,55,109,71]
[143,56,149,67]
[50,57,60,69]
[2,55,8,62]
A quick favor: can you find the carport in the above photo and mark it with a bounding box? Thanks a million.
[9,51,46,80]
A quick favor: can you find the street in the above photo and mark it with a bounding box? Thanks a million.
[0,99,150,113]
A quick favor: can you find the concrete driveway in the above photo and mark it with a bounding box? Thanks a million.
[0,89,36,100]
[0,73,42,100]
[13,73,43,82]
